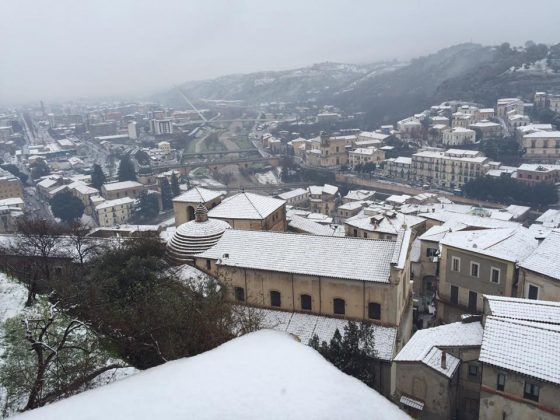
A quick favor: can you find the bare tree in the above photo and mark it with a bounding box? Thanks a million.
[0,303,126,413]
[5,219,66,306]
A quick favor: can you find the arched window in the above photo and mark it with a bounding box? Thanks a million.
[301,294,312,311]
[187,206,195,221]
[333,298,345,315]
[270,291,281,307]
[368,302,381,320]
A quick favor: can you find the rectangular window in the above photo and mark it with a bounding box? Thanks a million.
[468,291,478,312]
[527,284,539,300]
[426,248,438,257]
[234,287,245,302]
[451,256,461,272]
[497,373,506,391]
[206,259,211,270]
[450,285,459,305]
[301,294,312,311]
[333,298,345,315]
[468,364,479,378]
[524,382,540,402]
[490,267,500,284]
[368,302,381,320]
[270,291,281,307]
[470,262,480,278]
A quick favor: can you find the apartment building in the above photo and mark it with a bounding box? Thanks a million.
[348,147,385,168]
[522,131,560,161]
[516,163,560,186]
[437,227,538,323]
[95,197,135,227]
[0,169,24,200]
[101,180,145,200]
[305,132,355,168]
[411,149,489,189]
[442,127,476,146]
[496,98,524,119]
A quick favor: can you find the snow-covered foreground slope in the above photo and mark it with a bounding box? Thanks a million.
[0,273,27,325]
[13,330,409,420]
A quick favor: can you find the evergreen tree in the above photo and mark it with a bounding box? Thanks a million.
[91,164,107,190]
[117,156,137,182]
[135,190,159,221]
[170,172,181,197]
[50,191,85,223]
[310,321,377,389]
[160,178,173,210]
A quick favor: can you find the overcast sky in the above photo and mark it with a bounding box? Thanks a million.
[2,0,559,105]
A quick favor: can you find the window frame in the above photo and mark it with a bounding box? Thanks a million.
[497,372,506,391]
[450,285,459,305]
[468,363,479,378]
[490,267,501,284]
[333,298,346,315]
[470,261,480,278]
[468,290,478,312]
[270,290,281,307]
[300,294,312,311]
[527,283,540,300]
[451,256,461,272]
[368,302,381,320]
[523,381,540,402]
[234,286,245,302]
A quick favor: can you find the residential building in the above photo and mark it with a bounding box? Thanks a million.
[357,131,390,143]
[207,192,286,232]
[345,207,426,241]
[343,190,376,203]
[386,157,412,181]
[305,132,355,168]
[150,119,173,136]
[348,147,385,168]
[337,201,364,221]
[95,197,135,227]
[479,296,560,419]
[101,181,145,200]
[0,169,24,201]
[127,121,138,140]
[518,230,560,302]
[442,127,476,146]
[515,123,553,141]
[437,227,538,323]
[397,117,422,138]
[478,108,495,120]
[468,121,503,139]
[516,163,560,186]
[496,98,524,119]
[308,184,338,216]
[411,149,489,189]
[277,188,309,206]
[394,320,483,420]
[522,131,560,161]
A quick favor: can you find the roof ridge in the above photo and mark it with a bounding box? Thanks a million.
[243,192,265,219]
[488,316,560,332]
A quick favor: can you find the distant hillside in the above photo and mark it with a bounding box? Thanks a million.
[157,42,560,126]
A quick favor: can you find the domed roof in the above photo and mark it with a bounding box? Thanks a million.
[167,206,230,264]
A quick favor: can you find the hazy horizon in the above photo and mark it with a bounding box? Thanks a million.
[2,0,560,106]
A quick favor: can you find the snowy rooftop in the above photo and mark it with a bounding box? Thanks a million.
[344,189,376,201]
[173,187,224,203]
[519,230,560,280]
[419,211,519,229]
[345,209,424,236]
[95,197,135,210]
[485,295,560,325]
[358,131,389,141]
[480,317,560,385]
[256,309,397,361]
[13,330,408,420]
[288,215,343,237]
[440,227,538,263]
[198,229,403,283]
[394,322,483,378]
[208,192,285,220]
[277,188,308,200]
[102,181,143,191]
[535,209,560,228]
[523,130,560,139]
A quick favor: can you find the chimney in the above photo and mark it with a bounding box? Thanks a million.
[441,352,447,369]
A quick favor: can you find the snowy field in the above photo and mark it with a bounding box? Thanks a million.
[13,330,409,420]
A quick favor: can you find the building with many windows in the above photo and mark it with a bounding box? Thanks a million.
[411,149,489,189]
[521,131,560,161]
[95,197,135,227]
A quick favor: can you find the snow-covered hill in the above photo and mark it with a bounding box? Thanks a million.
[13,330,409,420]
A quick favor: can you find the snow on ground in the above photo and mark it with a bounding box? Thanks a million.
[255,169,280,185]
[0,273,27,325]
[13,330,409,420]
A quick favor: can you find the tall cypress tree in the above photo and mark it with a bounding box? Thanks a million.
[91,164,107,190]
[117,156,137,182]
[160,178,173,210]
[170,172,181,197]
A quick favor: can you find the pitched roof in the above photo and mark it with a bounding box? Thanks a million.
[288,215,343,237]
[198,229,399,283]
[485,295,560,324]
[102,181,143,191]
[479,317,560,384]
[440,227,538,263]
[519,230,560,280]
[173,187,224,203]
[208,192,284,220]
[277,188,308,200]
[394,322,483,378]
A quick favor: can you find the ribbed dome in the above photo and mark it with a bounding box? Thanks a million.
[167,217,230,265]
